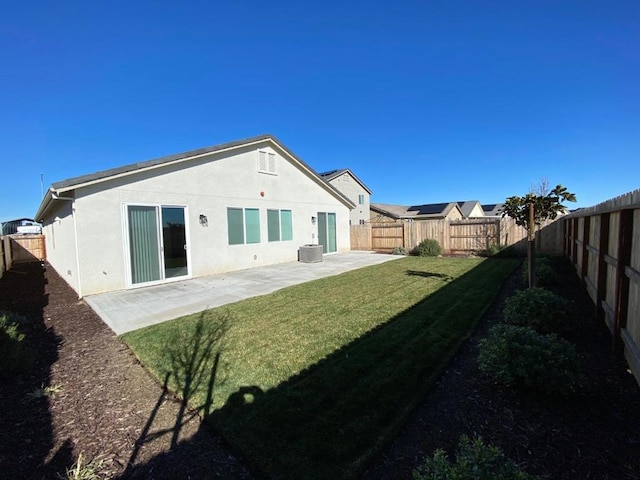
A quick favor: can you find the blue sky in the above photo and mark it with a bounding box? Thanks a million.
[1,0,638,222]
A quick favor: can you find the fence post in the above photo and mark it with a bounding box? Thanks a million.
[596,213,610,325]
[580,216,591,286]
[613,209,633,353]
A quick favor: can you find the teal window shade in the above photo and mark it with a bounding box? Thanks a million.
[245,208,260,244]
[358,194,365,205]
[281,210,293,241]
[128,206,161,284]
[267,210,280,242]
[328,212,337,252]
[227,208,244,245]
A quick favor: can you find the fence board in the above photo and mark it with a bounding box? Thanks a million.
[350,224,371,250]
[9,234,46,264]
[353,217,540,255]
[561,188,640,386]
[3,236,12,272]
[0,236,4,279]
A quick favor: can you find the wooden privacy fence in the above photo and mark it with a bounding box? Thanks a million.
[548,189,640,385]
[0,235,46,273]
[0,236,6,279]
[350,217,562,255]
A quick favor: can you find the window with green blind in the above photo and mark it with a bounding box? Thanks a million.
[228,207,260,245]
[245,208,260,243]
[281,210,293,240]
[268,209,293,242]
[227,208,244,245]
[358,194,365,205]
[267,210,280,242]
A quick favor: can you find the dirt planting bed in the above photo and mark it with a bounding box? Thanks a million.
[0,259,639,479]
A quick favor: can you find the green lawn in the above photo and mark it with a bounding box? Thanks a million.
[121,256,519,479]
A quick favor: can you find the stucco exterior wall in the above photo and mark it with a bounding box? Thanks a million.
[327,172,370,225]
[41,200,80,294]
[52,142,350,296]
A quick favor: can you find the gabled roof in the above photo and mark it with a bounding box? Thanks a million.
[481,203,504,216]
[318,168,373,195]
[455,200,483,218]
[371,202,462,220]
[36,134,355,220]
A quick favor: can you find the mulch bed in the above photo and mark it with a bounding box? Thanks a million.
[0,259,639,479]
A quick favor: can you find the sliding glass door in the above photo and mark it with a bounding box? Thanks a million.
[127,205,189,286]
[161,207,188,278]
[317,211,337,254]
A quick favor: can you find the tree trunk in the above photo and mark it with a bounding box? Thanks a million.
[528,202,536,288]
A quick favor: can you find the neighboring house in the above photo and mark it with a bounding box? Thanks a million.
[456,200,485,218]
[370,202,463,223]
[35,134,354,297]
[319,168,372,225]
[481,203,505,217]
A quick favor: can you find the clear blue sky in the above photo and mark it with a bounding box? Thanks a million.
[1,0,638,222]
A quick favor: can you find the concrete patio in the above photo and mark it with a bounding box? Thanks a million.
[85,251,400,335]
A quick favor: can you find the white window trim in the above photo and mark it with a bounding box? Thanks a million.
[258,149,277,175]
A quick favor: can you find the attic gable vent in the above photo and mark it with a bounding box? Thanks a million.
[258,150,277,174]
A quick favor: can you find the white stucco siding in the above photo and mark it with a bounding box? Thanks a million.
[328,172,370,225]
[41,200,80,294]
[68,143,350,295]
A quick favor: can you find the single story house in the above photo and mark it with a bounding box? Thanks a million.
[35,134,354,297]
[370,202,463,223]
[319,168,372,225]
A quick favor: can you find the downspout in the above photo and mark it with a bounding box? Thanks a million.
[71,201,83,299]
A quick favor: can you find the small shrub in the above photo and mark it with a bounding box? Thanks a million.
[59,453,106,480]
[412,434,536,480]
[503,287,570,333]
[522,256,556,286]
[413,238,442,257]
[478,324,583,397]
[0,313,29,377]
[481,244,508,257]
[29,384,63,400]
[391,246,407,255]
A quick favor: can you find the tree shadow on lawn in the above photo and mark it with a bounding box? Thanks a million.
[405,270,454,282]
[0,262,69,478]
[120,313,250,479]
[205,258,519,480]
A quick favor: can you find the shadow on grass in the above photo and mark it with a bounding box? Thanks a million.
[405,270,454,282]
[121,313,231,478]
[205,258,519,480]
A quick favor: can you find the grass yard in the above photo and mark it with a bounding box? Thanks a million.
[122,256,519,479]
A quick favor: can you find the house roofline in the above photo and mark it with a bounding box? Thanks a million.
[319,168,373,195]
[35,134,355,220]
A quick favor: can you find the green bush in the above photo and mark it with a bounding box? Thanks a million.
[481,245,523,258]
[478,324,583,397]
[0,313,29,377]
[503,287,570,333]
[391,246,407,255]
[413,434,536,480]
[522,256,556,286]
[413,238,442,257]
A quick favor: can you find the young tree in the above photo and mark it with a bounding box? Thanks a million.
[501,184,576,288]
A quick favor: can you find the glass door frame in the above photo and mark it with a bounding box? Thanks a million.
[317,211,337,254]
[123,203,191,289]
